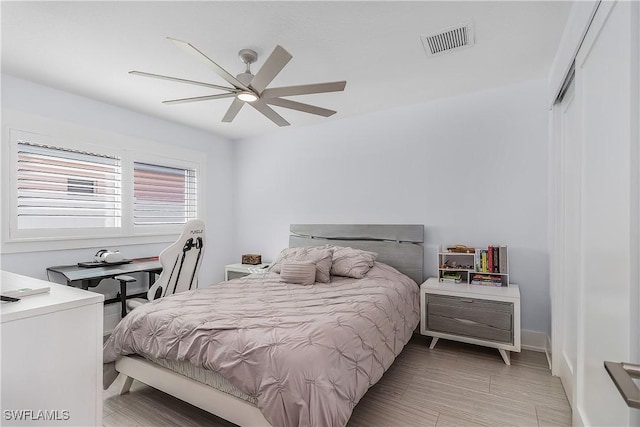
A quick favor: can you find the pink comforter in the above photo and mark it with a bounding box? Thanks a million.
[104,262,419,427]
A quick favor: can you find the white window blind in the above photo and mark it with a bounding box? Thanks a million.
[133,162,197,226]
[17,141,121,230]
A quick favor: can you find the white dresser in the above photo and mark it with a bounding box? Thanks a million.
[1,271,104,426]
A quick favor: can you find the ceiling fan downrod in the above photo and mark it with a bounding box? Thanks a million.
[236,48,257,88]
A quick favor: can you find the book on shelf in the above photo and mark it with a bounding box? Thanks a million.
[491,245,507,273]
[473,245,508,273]
[492,246,499,272]
[441,272,462,283]
[481,250,487,272]
[488,246,494,273]
[471,274,503,286]
[471,281,503,287]
[498,245,507,274]
[474,249,481,272]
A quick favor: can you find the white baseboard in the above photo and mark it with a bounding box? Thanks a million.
[521,329,549,352]
[521,329,552,368]
[545,334,552,369]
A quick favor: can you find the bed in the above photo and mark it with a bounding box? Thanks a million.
[103,224,423,427]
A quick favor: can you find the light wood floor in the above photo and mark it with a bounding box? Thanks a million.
[104,336,570,427]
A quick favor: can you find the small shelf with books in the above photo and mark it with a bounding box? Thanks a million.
[438,244,509,286]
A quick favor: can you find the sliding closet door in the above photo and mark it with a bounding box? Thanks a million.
[552,79,579,410]
[574,1,638,425]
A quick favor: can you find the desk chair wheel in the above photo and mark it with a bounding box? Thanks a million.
[114,275,136,318]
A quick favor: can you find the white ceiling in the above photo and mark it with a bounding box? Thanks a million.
[1,1,572,140]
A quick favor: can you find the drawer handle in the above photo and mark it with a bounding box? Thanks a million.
[604,361,640,409]
[454,318,479,325]
[458,298,474,303]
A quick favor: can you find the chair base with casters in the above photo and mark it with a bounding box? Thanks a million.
[125,220,205,314]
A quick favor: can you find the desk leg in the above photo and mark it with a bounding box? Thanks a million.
[120,281,127,318]
[80,279,102,290]
[148,271,158,287]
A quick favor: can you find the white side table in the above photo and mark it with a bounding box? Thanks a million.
[224,263,270,281]
[420,277,521,365]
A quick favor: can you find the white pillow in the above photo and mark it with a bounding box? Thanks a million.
[279,261,316,286]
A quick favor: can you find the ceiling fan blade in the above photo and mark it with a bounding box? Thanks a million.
[129,71,238,92]
[167,37,251,92]
[265,98,336,117]
[162,93,237,105]
[249,45,292,95]
[222,98,245,122]
[261,81,346,99]
[250,101,290,127]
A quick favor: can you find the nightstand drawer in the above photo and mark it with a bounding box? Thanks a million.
[227,271,249,280]
[425,293,514,343]
[427,314,513,343]
[427,294,513,313]
[427,302,512,329]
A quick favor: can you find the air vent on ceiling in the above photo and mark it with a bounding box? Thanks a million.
[421,22,475,57]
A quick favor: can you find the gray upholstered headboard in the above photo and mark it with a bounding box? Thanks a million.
[289,224,424,285]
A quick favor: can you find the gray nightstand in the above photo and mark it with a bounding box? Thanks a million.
[420,277,521,365]
[224,263,270,281]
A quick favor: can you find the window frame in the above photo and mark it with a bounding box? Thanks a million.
[1,111,207,254]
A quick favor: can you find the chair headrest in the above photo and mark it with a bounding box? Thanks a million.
[180,219,205,241]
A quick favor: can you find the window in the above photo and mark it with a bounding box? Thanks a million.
[133,162,197,226]
[5,124,204,251]
[16,141,121,230]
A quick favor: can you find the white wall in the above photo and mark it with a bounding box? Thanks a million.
[0,75,552,335]
[233,79,550,334]
[0,74,235,288]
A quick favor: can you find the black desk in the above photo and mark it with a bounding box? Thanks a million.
[47,259,162,314]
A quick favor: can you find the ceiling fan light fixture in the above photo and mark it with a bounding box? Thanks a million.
[237,91,258,102]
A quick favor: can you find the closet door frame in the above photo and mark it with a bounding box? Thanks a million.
[549,1,640,425]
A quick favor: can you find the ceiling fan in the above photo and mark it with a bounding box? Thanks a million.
[130,37,347,127]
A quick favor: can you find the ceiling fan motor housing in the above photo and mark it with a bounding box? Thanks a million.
[236,71,254,86]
